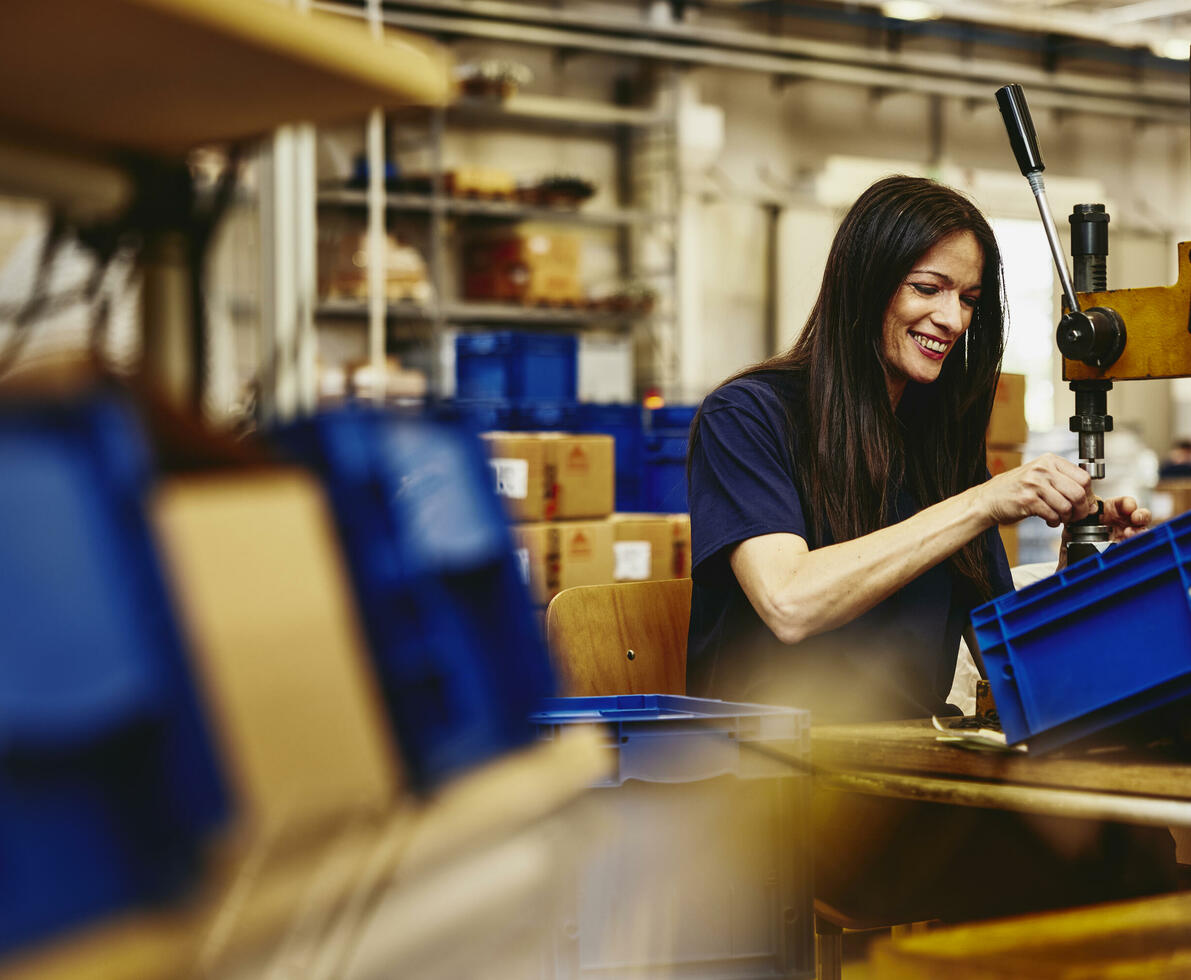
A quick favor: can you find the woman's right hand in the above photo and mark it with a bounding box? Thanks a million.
[977,453,1094,527]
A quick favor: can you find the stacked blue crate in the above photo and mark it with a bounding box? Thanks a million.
[452,331,577,433]
[0,396,227,955]
[573,403,646,511]
[644,403,699,513]
[274,409,556,789]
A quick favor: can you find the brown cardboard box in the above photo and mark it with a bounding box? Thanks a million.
[988,372,1027,447]
[1152,480,1191,523]
[483,432,614,522]
[668,513,692,579]
[514,519,615,605]
[482,432,552,522]
[152,470,401,839]
[611,514,674,582]
[463,227,583,305]
[609,512,692,581]
[548,433,614,519]
[999,524,1019,567]
[986,448,1023,478]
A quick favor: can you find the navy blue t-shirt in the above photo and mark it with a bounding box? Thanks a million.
[686,370,1013,723]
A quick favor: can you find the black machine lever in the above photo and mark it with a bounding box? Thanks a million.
[996,83,1045,176]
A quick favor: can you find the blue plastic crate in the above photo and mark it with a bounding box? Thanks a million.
[0,396,227,955]
[275,409,556,789]
[573,403,646,511]
[531,695,813,979]
[647,404,699,433]
[643,431,689,513]
[456,331,578,403]
[449,399,576,433]
[972,510,1191,753]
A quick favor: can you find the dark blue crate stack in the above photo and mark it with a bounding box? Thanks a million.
[531,695,814,979]
[972,509,1191,753]
[573,403,646,511]
[0,396,227,955]
[644,404,699,513]
[453,331,577,433]
[274,409,556,789]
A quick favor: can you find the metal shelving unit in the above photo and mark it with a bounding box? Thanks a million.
[312,37,680,399]
[317,187,665,228]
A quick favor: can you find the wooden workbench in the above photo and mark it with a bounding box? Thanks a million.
[811,719,1191,828]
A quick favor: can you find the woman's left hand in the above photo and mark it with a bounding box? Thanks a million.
[1101,495,1151,543]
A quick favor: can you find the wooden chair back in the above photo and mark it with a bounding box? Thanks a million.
[545,579,692,696]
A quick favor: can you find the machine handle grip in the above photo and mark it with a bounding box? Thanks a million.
[996,84,1045,176]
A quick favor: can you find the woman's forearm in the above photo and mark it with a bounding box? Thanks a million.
[731,486,993,645]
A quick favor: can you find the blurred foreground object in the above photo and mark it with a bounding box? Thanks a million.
[0,393,227,954]
[532,695,815,979]
[871,891,1191,978]
[274,409,557,789]
[0,0,450,411]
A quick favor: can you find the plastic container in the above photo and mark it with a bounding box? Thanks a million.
[531,695,814,979]
[274,409,556,789]
[643,430,689,513]
[647,404,699,434]
[455,331,578,403]
[448,398,576,434]
[0,396,227,955]
[972,510,1191,753]
[573,403,645,511]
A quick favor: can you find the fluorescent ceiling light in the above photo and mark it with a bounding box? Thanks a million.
[880,0,939,21]
[1150,36,1191,58]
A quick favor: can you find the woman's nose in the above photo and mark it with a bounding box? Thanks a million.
[931,291,963,333]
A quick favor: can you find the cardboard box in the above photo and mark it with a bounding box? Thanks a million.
[463,227,583,305]
[1152,480,1191,523]
[483,432,615,522]
[549,433,614,519]
[988,373,1027,447]
[482,432,552,522]
[986,448,1023,478]
[152,470,401,839]
[514,519,615,605]
[668,513,692,579]
[610,513,692,581]
[999,524,1019,567]
[610,514,673,582]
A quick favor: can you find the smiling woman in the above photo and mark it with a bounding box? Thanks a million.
[682,173,1173,927]
[684,175,1133,718]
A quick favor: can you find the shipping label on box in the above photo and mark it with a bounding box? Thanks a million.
[988,373,1028,447]
[481,432,551,522]
[611,514,674,581]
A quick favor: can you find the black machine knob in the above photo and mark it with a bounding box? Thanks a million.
[1056,307,1127,370]
[996,84,1046,176]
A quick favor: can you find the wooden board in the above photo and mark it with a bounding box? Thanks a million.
[871,891,1191,979]
[1,0,451,155]
[811,719,1191,801]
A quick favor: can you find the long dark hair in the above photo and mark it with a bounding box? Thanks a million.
[692,175,1007,600]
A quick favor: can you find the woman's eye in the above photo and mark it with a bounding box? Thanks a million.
[909,283,939,297]
[961,295,979,309]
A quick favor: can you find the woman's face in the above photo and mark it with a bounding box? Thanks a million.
[880,230,984,407]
